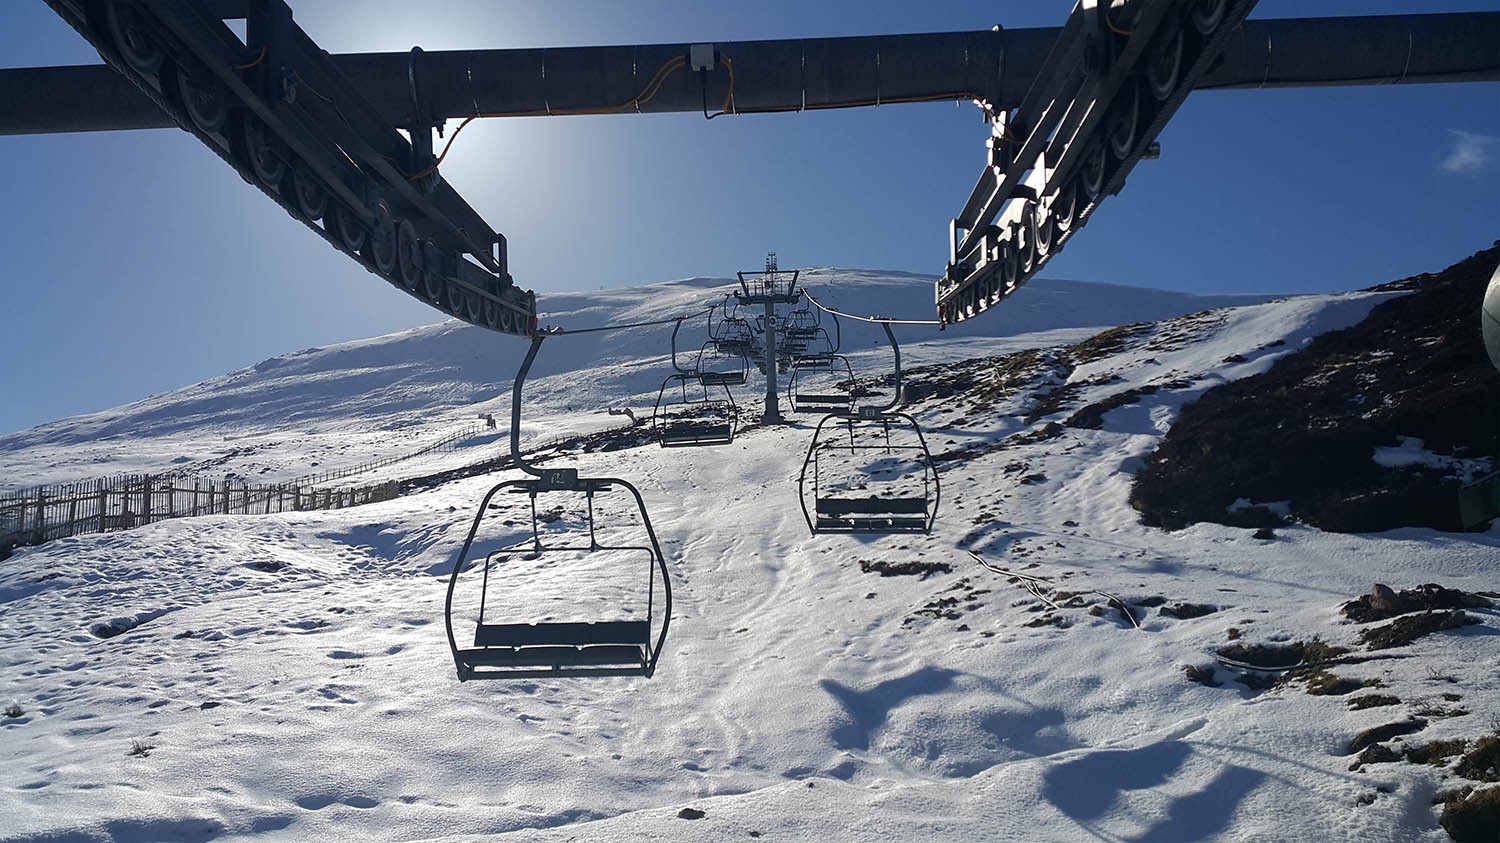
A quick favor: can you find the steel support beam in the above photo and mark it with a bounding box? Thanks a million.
[4,13,1498,137]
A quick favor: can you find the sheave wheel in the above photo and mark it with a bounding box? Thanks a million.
[1080,141,1106,201]
[1191,0,1228,34]
[1053,183,1077,234]
[240,116,287,190]
[103,1,164,75]
[464,289,485,323]
[483,298,503,331]
[176,60,228,134]
[1033,207,1054,258]
[365,203,398,277]
[1108,82,1141,161]
[1017,208,1037,275]
[292,165,329,221]
[423,259,449,304]
[1000,239,1019,290]
[329,202,366,253]
[1147,28,1184,101]
[396,220,424,291]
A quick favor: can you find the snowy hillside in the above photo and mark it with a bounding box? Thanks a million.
[0,270,1267,493]
[2,269,1498,842]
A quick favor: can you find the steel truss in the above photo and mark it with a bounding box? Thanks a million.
[937,0,1260,325]
[41,0,536,335]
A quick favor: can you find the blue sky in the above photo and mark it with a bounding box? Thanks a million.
[2,1,1498,435]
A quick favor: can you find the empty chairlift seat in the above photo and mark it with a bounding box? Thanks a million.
[653,373,737,447]
[697,341,748,386]
[787,354,856,415]
[445,474,671,679]
[799,411,940,535]
[814,494,930,533]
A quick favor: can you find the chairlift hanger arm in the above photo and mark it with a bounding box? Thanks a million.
[508,335,552,480]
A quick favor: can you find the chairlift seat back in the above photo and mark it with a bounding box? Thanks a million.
[816,496,928,516]
[792,396,853,414]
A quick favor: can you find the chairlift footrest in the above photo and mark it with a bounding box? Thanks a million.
[456,644,648,670]
[814,517,930,533]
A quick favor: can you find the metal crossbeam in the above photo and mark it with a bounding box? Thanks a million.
[6,14,1500,136]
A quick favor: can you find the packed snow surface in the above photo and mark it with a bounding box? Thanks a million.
[2,269,1496,842]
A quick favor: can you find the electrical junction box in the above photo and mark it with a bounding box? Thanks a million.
[690,43,716,71]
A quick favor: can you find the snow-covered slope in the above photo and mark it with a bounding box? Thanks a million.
[0,270,1268,492]
[2,270,1497,842]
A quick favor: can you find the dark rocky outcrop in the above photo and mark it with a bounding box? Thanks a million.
[1131,242,1500,533]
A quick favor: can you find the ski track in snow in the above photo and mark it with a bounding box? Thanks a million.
[1,270,1497,842]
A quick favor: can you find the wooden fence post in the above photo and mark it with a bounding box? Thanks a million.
[33,488,46,541]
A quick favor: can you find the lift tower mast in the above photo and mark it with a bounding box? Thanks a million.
[736,254,802,425]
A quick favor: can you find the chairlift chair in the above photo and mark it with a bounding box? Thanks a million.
[787,353,857,414]
[709,299,757,359]
[697,340,749,386]
[796,322,940,534]
[445,336,671,679]
[782,298,822,341]
[653,372,738,447]
[799,408,938,533]
[786,292,840,360]
[713,318,756,357]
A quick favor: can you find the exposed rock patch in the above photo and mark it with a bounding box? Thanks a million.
[1360,610,1477,650]
[1342,583,1493,623]
[1131,243,1500,533]
[1348,719,1427,755]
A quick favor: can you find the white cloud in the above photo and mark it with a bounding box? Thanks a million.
[1441,130,1498,174]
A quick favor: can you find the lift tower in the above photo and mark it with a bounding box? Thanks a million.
[736,254,801,425]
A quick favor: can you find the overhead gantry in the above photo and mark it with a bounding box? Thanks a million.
[6,1,1499,334]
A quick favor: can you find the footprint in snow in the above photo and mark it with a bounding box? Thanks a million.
[294,793,379,810]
